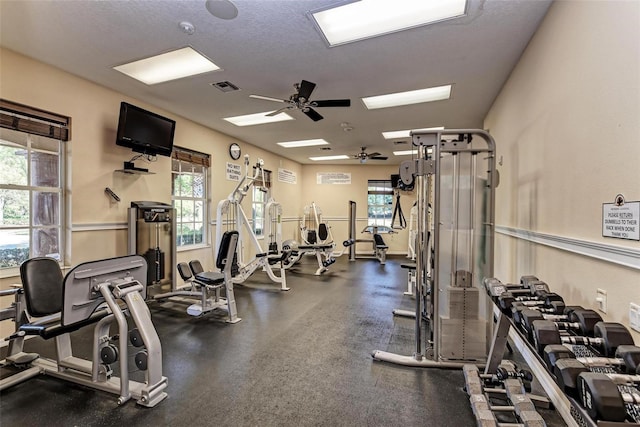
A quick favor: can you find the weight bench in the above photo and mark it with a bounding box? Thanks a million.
[162,231,241,320]
[373,233,388,265]
[1,256,168,407]
[178,231,242,323]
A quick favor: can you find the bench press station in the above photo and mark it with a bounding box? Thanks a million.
[0,255,168,407]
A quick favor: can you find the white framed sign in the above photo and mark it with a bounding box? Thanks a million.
[278,168,297,184]
[602,195,639,241]
[226,162,241,181]
[317,172,351,185]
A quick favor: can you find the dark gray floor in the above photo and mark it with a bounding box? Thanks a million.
[1,256,565,426]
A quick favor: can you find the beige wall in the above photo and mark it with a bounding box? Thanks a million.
[0,47,414,337]
[300,164,415,255]
[485,1,640,342]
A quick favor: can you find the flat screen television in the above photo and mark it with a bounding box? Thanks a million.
[116,102,176,157]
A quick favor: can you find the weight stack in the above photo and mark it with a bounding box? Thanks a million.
[440,286,486,360]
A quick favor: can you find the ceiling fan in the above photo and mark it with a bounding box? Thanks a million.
[249,80,351,121]
[353,147,388,164]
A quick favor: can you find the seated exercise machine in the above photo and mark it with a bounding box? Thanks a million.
[170,230,241,322]
[347,201,390,265]
[285,202,350,275]
[1,255,168,407]
[215,156,289,290]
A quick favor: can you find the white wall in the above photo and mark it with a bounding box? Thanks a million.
[485,1,640,342]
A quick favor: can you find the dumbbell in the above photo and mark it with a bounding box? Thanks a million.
[544,344,640,373]
[518,308,601,342]
[498,291,565,316]
[553,355,640,397]
[532,320,635,357]
[463,363,530,397]
[577,372,640,423]
[484,278,524,300]
[511,303,578,330]
[470,393,547,427]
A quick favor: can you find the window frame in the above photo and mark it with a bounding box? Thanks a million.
[367,179,394,229]
[171,147,210,250]
[0,126,66,275]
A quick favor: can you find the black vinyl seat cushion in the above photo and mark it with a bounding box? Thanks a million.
[20,257,64,317]
[373,234,388,249]
[19,257,110,339]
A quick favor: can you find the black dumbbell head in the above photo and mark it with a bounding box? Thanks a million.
[554,358,588,397]
[614,345,640,373]
[594,322,635,357]
[532,320,561,354]
[577,372,627,422]
[543,344,575,370]
[543,292,564,305]
[570,309,603,336]
[548,300,566,315]
[520,309,544,338]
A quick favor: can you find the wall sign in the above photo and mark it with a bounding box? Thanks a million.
[278,168,297,184]
[226,162,241,181]
[317,172,351,185]
[602,194,640,241]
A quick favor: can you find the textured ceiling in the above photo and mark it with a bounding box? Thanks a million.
[0,0,552,165]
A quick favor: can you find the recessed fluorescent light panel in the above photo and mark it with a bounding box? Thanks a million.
[311,0,467,46]
[309,155,350,161]
[382,127,445,139]
[114,47,221,85]
[363,85,452,110]
[277,139,329,148]
[224,111,294,126]
[393,148,433,156]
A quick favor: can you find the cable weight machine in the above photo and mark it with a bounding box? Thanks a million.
[372,129,498,367]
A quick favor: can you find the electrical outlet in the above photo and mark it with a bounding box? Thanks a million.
[596,288,607,313]
[630,303,640,333]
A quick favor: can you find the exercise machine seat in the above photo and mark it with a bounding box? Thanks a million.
[318,223,329,241]
[216,231,239,271]
[191,260,225,284]
[373,234,388,250]
[177,262,194,282]
[19,257,109,339]
[20,257,63,317]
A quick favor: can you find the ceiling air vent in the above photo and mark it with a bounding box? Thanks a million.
[211,81,240,92]
[393,140,408,145]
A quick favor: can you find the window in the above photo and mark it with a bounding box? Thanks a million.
[251,167,271,238]
[0,100,69,271]
[0,129,64,268]
[367,180,393,228]
[172,147,210,248]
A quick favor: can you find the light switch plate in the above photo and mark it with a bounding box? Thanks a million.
[630,303,640,333]
[596,288,607,314]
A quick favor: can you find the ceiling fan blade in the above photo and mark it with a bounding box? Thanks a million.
[312,99,351,108]
[368,152,382,157]
[370,156,389,160]
[266,107,289,117]
[250,94,287,103]
[303,108,323,121]
[298,80,316,101]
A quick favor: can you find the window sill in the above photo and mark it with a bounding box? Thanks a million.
[177,243,211,252]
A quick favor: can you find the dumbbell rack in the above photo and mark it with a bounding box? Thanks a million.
[487,307,638,427]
